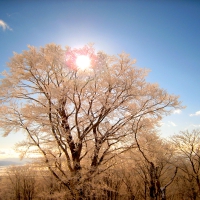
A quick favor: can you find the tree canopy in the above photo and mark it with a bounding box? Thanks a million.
[0,44,183,199]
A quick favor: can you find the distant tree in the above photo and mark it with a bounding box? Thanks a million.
[172,129,200,200]
[6,165,36,200]
[36,170,67,200]
[0,175,13,200]
[0,43,182,199]
[134,131,178,200]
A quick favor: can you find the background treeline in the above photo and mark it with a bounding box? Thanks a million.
[0,129,200,200]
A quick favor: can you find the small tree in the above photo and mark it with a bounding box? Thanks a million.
[0,44,182,199]
[6,165,36,200]
[172,129,200,200]
[134,131,178,200]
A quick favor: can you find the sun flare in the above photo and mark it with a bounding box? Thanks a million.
[76,55,91,70]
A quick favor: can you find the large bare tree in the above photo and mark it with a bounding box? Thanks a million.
[0,44,182,199]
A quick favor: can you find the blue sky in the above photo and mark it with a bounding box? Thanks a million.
[0,0,200,160]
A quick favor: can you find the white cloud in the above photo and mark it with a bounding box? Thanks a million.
[0,148,19,159]
[159,121,177,127]
[0,19,12,31]
[189,111,200,117]
[190,124,200,128]
[168,121,177,127]
[173,109,182,114]
[158,121,165,126]
[184,124,200,131]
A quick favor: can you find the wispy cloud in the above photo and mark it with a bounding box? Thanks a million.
[158,121,165,126]
[190,124,200,128]
[168,121,177,127]
[7,12,19,18]
[0,148,19,159]
[0,19,12,31]
[173,109,182,114]
[184,124,200,131]
[189,111,200,117]
[160,121,177,127]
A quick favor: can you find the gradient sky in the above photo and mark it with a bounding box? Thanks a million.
[0,0,200,160]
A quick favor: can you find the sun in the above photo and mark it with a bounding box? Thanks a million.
[76,55,91,70]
